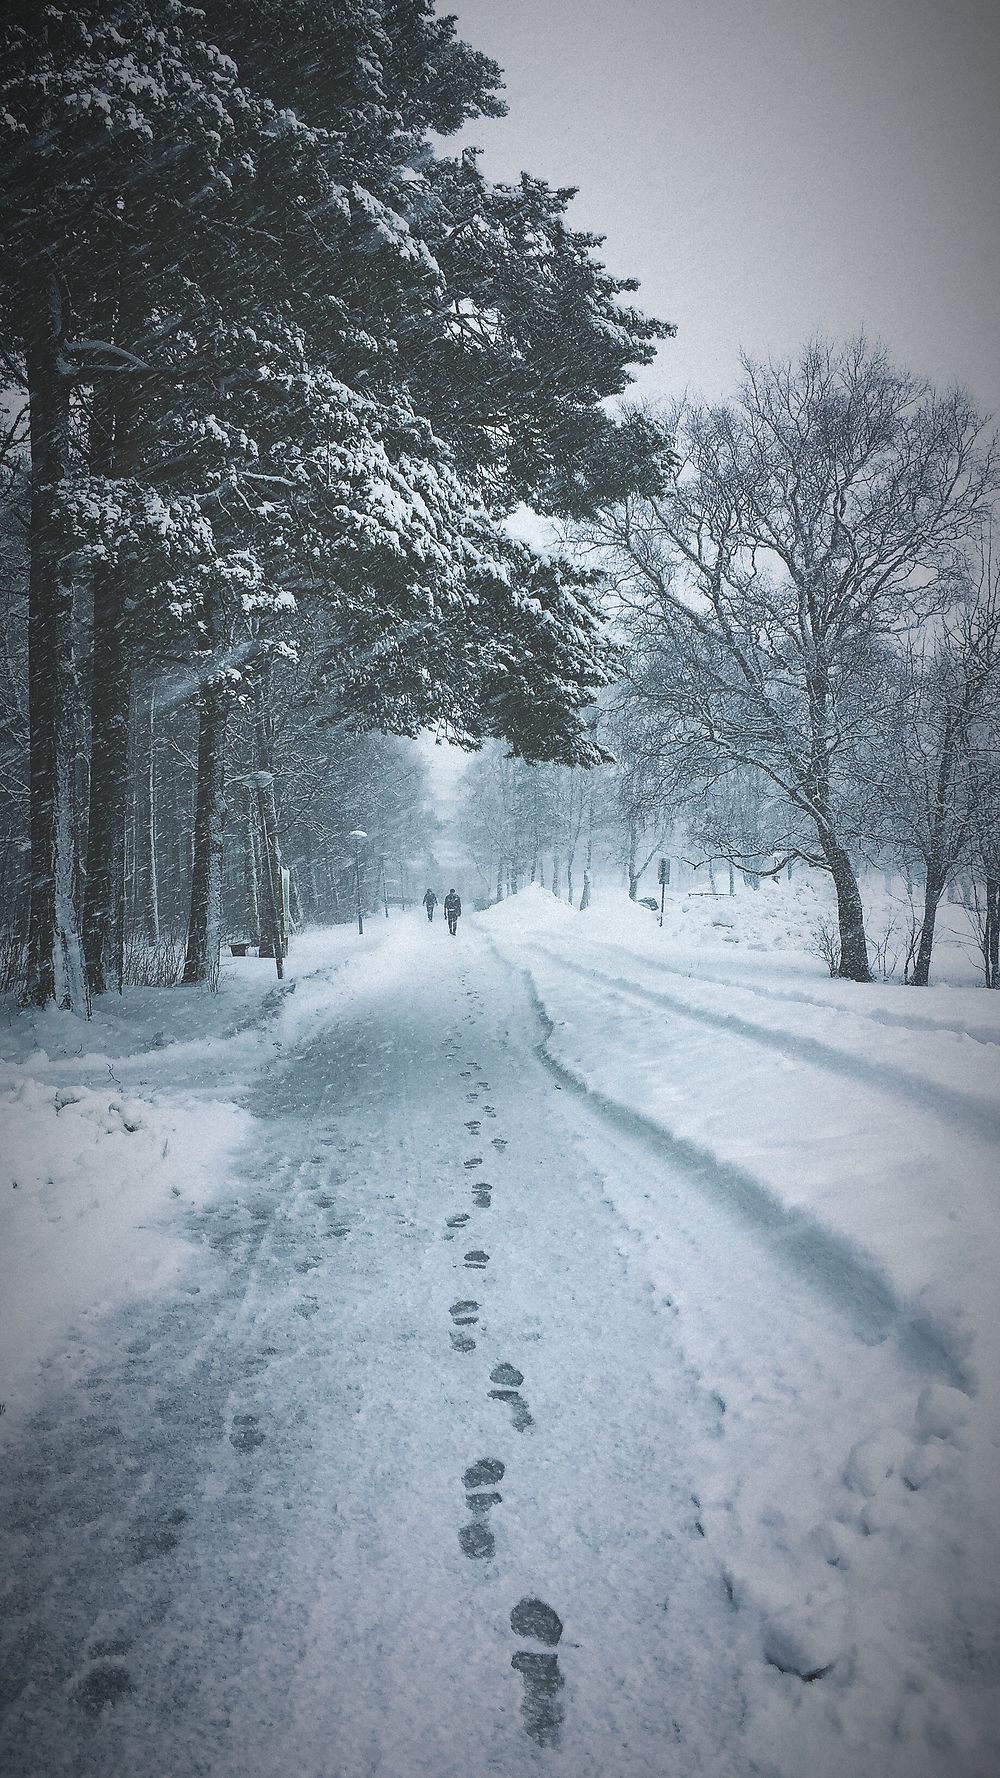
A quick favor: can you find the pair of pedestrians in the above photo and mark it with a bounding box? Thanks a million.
[423,887,462,935]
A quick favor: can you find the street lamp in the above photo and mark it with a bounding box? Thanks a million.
[348,830,367,935]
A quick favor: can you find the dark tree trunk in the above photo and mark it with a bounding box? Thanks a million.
[83,556,130,994]
[627,817,639,900]
[252,673,285,976]
[910,869,946,987]
[910,725,962,989]
[984,874,999,988]
[23,269,86,1011]
[82,313,136,995]
[183,681,228,985]
[136,688,160,946]
[824,838,872,982]
[243,792,262,947]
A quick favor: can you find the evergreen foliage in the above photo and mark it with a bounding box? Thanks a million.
[0,0,670,1002]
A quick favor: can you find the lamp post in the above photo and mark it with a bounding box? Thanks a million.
[348,829,367,935]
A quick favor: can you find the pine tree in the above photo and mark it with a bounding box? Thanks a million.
[2,0,671,1001]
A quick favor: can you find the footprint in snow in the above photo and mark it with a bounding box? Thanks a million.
[229,1414,265,1453]
[130,1507,188,1564]
[466,1091,479,1102]
[464,1156,483,1170]
[450,1299,479,1326]
[465,1119,481,1133]
[489,1363,533,1431]
[72,1665,134,1715]
[491,1137,507,1152]
[460,1070,473,1078]
[451,1294,480,1344]
[444,1211,469,1243]
[464,1249,489,1270]
[483,1105,497,1118]
[477,1080,489,1090]
[510,1598,565,1747]
[465,1456,505,1488]
[459,1457,505,1560]
[472,1182,492,1208]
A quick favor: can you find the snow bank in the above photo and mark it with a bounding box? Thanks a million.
[0,1076,251,1411]
[481,878,1000,1485]
[0,919,398,1417]
[482,878,1000,1774]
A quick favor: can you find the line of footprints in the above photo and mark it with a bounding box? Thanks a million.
[444,1043,564,1749]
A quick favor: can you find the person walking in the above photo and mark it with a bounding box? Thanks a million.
[444,888,461,936]
[422,888,438,922]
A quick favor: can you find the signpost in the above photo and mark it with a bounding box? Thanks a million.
[657,856,669,928]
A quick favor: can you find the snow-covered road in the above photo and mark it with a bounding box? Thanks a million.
[2,904,997,1777]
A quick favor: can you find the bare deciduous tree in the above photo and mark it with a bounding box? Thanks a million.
[587,338,996,979]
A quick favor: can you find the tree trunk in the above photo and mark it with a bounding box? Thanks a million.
[183,681,228,986]
[910,868,946,987]
[83,557,130,994]
[243,792,262,946]
[824,839,872,982]
[23,269,87,1012]
[183,685,227,984]
[984,873,999,988]
[253,674,285,975]
[910,724,961,989]
[136,688,160,946]
[82,372,134,996]
[627,818,639,900]
[254,771,284,974]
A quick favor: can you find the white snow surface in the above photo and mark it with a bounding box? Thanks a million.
[1,885,998,1777]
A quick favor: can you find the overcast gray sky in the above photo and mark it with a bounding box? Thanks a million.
[448,0,1000,417]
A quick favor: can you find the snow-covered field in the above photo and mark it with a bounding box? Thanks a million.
[1,878,998,1777]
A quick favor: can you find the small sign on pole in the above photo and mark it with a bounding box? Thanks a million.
[657,857,668,927]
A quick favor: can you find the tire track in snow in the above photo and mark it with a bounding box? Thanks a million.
[497,941,970,1391]
[561,931,1000,1050]
[524,939,1000,1150]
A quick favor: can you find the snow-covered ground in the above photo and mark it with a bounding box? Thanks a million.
[1,880,998,1777]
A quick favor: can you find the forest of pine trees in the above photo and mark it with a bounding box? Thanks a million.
[0,0,670,1009]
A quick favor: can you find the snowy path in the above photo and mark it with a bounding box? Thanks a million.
[2,916,997,1777]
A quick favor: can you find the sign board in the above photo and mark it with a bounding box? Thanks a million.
[657,857,669,885]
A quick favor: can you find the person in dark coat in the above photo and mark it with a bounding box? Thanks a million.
[422,888,438,921]
[444,888,461,935]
